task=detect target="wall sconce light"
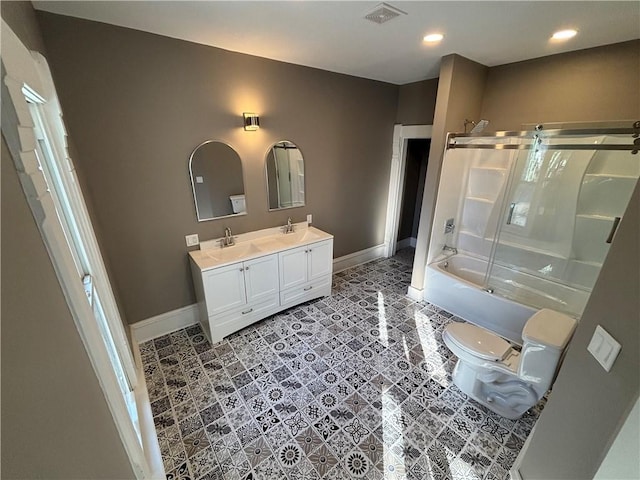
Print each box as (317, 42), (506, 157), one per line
(243, 113), (260, 131)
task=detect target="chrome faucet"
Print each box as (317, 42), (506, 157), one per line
(220, 227), (235, 247)
(443, 244), (458, 255)
(283, 217), (294, 234)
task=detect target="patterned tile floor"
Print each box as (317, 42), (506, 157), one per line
(140, 249), (543, 480)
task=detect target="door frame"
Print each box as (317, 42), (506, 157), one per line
(383, 124), (433, 257)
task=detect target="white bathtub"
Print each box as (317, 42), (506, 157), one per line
(424, 254), (585, 343)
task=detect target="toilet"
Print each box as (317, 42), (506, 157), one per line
(229, 194), (246, 214)
(443, 309), (577, 419)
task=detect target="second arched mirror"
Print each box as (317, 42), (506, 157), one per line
(265, 140), (306, 211)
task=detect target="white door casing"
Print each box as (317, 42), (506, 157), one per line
(383, 124), (433, 258)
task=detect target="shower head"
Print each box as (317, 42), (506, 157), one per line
(470, 119), (489, 134)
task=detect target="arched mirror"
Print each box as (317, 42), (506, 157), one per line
(189, 141), (246, 221)
(265, 140), (306, 211)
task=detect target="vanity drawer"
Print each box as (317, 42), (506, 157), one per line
(280, 275), (331, 309)
(208, 293), (280, 343)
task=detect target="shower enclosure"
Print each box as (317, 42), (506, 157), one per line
(425, 122), (639, 341)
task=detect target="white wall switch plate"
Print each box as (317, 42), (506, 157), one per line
(587, 325), (621, 372)
(185, 234), (199, 247)
(307, 214), (312, 225)
(196, 176), (204, 184)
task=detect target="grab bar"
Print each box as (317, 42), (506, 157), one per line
(606, 217), (622, 244)
(506, 203), (516, 225)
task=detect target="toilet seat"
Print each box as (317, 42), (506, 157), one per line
(444, 322), (512, 361)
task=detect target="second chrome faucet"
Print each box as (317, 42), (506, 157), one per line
(283, 217), (295, 234)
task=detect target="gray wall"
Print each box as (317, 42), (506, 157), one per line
(396, 77), (439, 125)
(519, 182), (639, 479)
(1, 5), (135, 478)
(481, 40), (640, 131)
(411, 54), (488, 292)
(37, 11), (399, 324)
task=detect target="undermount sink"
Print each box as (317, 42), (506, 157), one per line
(204, 243), (262, 262)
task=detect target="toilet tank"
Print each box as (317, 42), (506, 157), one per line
(229, 194), (246, 214)
(518, 309), (578, 391)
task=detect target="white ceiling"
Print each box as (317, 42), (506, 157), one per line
(33, 1), (640, 85)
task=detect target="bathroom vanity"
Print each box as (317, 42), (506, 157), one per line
(189, 225), (333, 343)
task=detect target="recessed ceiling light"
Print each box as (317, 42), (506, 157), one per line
(423, 33), (444, 43)
(552, 29), (578, 40)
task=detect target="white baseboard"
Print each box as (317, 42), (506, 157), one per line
(130, 304), (199, 344)
(407, 285), (424, 301)
(396, 237), (417, 250)
(333, 243), (386, 273)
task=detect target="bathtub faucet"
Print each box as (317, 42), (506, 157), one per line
(443, 244), (458, 255)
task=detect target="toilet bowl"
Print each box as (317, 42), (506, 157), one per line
(229, 194), (246, 214)
(443, 308), (577, 419)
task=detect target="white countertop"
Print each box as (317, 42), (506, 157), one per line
(189, 225), (333, 272)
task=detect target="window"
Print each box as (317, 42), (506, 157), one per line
(2, 22), (151, 474)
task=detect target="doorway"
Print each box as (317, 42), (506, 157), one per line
(396, 138), (431, 255)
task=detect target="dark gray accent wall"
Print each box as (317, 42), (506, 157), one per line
(2, 5), (134, 477)
(37, 11), (399, 324)
(518, 183), (639, 479)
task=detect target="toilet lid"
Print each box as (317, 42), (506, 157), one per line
(445, 323), (512, 361)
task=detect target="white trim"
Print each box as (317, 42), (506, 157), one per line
(30, 50), (138, 387)
(131, 304), (199, 343)
(396, 237), (417, 250)
(2, 20), (150, 478)
(509, 423), (536, 479)
(131, 343), (166, 479)
(333, 243), (387, 273)
(407, 285), (424, 301)
(383, 124), (433, 258)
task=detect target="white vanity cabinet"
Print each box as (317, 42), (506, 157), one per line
(279, 240), (333, 308)
(189, 226), (334, 344)
(193, 254), (280, 343)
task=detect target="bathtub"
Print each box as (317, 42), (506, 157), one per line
(424, 254), (586, 343)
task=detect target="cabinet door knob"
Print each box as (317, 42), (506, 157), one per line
(239, 267), (244, 271)
(245, 266), (249, 270)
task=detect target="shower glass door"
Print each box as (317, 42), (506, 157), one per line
(485, 132), (640, 318)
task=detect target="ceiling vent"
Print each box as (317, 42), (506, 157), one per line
(364, 2), (407, 25)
